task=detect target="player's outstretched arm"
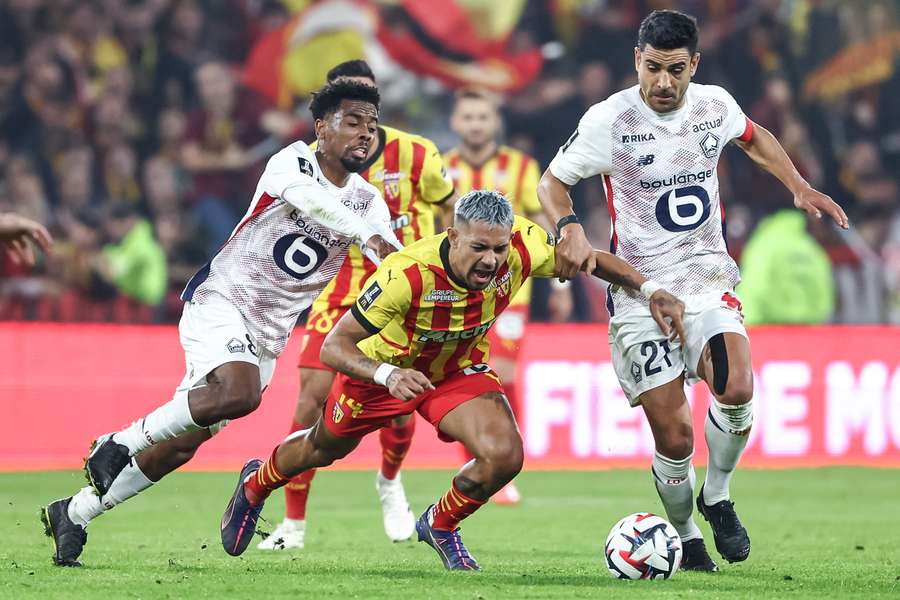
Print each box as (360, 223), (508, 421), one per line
(0, 212), (53, 266)
(537, 170), (596, 281)
(587, 250), (686, 343)
(735, 122), (848, 229)
(321, 311), (434, 401)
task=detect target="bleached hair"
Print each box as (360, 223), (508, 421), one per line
(454, 189), (514, 228)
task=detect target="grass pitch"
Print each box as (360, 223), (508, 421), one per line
(2, 468), (898, 599)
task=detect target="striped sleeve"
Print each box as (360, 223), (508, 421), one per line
(352, 256), (413, 334)
(514, 216), (556, 278)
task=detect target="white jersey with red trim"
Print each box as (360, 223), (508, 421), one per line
(549, 83), (753, 316)
(182, 140), (389, 356)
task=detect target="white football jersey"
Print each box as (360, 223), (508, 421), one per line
(182, 141), (391, 356)
(549, 83), (753, 315)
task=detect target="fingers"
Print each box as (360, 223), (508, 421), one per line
(28, 224), (54, 253)
(827, 201), (849, 229)
(581, 252), (599, 275)
(669, 311), (687, 345)
(649, 302), (672, 337)
(9, 238), (34, 266)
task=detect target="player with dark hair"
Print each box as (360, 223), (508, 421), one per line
(442, 88), (571, 505)
(259, 60), (456, 551)
(539, 9), (848, 571)
(220, 189), (688, 567)
(40, 79), (401, 567)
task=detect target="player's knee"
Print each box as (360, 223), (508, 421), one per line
(656, 423), (693, 460)
(718, 373), (753, 406)
(218, 379), (262, 418)
(477, 431), (524, 482)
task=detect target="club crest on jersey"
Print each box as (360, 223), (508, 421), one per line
(425, 289), (462, 303)
(226, 337), (246, 354)
(486, 270), (512, 295)
(700, 131), (720, 158)
(358, 282), (383, 311)
(621, 133), (656, 143)
(631, 361), (642, 383)
(417, 320), (494, 343)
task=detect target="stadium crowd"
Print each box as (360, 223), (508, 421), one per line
(1, 0), (898, 324)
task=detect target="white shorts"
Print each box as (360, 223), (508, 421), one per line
(609, 291), (747, 406)
(177, 299), (277, 434)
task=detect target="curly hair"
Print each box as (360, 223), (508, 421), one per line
(308, 80), (380, 120)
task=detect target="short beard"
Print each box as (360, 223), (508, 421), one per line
(340, 156), (366, 173)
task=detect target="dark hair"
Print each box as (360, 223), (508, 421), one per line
(326, 60), (376, 84)
(308, 80), (380, 120)
(637, 10), (699, 55)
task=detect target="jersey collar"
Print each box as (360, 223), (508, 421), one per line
(440, 237), (470, 290)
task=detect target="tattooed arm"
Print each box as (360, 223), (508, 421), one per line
(321, 311), (434, 401)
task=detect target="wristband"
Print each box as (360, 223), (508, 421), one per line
(640, 280), (662, 298)
(555, 214), (580, 238)
(373, 363), (398, 386)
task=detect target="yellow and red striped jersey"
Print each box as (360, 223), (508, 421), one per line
(443, 144), (541, 306)
(351, 216), (556, 383)
(443, 145), (541, 217)
(310, 126), (454, 311)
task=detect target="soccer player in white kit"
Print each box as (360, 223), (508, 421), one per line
(41, 80), (402, 567)
(538, 10), (849, 571)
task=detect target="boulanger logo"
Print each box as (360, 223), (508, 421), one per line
(639, 169), (714, 189)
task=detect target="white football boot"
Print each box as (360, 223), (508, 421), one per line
(376, 472), (415, 542)
(256, 518), (305, 550)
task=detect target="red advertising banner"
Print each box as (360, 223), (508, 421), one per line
(1, 323), (898, 471)
(518, 324), (900, 468)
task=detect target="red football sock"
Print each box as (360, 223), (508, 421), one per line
(430, 480), (486, 531)
(379, 418), (416, 480)
(284, 418), (316, 520)
(244, 445), (290, 506)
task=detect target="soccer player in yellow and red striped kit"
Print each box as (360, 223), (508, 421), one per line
(259, 60), (455, 550)
(221, 190), (687, 569)
(443, 89), (571, 504)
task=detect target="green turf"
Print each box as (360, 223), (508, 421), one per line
(1, 468), (898, 599)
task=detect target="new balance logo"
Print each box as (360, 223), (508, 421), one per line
(637, 155), (655, 166)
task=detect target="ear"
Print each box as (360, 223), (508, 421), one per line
(446, 226), (459, 246)
(314, 118), (326, 144)
(690, 52), (701, 77)
(634, 47), (641, 73)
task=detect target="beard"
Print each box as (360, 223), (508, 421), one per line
(340, 155), (366, 173)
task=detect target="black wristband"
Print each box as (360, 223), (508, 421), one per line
(555, 214), (580, 238)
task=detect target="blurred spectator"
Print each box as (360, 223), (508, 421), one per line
(0, 0), (896, 324)
(738, 210), (835, 325)
(181, 60), (267, 252)
(100, 204), (167, 307)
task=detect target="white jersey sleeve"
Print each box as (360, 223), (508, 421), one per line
(266, 143), (379, 245)
(548, 101), (615, 185)
(710, 85), (753, 143)
(359, 180), (403, 264)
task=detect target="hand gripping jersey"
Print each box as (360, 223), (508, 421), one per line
(549, 83), (753, 316)
(182, 140), (392, 356)
(443, 145), (542, 308)
(310, 126), (454, 312)
(351, 216), (556, 383)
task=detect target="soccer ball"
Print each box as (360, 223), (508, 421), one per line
(604, 512), (682, 580)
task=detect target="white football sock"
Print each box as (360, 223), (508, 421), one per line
(100, 458), (154, 510)
(652, 452), (702, 542)
(67, 487), (104, 528)
(703, 400), (753, 505)
(66, 460), (155, 528)
(113, 388), (200, 455)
